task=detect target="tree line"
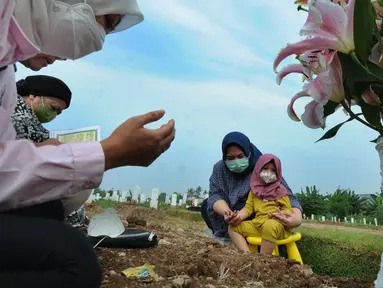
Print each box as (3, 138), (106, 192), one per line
(296, 186), (383, 223)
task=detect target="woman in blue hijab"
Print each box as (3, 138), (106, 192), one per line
(201, 131), (302, 239)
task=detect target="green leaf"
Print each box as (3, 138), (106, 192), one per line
(360, 101), (383, 129)
(353, 0), (376, 64)
(323, 100), (340, 117)
(315, 115), (361, 143)
(370, 136), (380, 143)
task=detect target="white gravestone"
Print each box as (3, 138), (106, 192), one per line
(151, 188), (159, 209)
(171, 194), (177, 206)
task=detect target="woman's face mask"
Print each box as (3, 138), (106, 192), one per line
(33, 98), (57, 123)
(41, 1), (106, 60)
(225, 157), (249, 173)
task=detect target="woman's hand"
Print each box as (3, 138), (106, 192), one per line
(269, 208), (302, 229)
(224, 209), (236, 223)
(225, 209), (247, 227)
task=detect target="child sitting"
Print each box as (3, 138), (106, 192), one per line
(228, 154), (292, 254)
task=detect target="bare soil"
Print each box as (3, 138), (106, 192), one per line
(85, 203), (374, 288)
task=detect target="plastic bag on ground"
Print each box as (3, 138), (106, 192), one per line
(87, 208), (124, 238)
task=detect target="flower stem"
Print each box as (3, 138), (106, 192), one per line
(350, 51), (370, 74)
(297, 5), (309, 12)
(341, 100), (382, 134)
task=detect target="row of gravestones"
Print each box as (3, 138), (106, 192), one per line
(88, 185), (209, 209)
(303, 214), (379, 226)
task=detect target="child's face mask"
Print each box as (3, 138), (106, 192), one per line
(259, 171), (277, 184)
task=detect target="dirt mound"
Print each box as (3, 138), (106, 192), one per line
(86, 204), (373, 287)
(98, 230), (372, 288)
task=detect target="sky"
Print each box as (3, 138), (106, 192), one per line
(15, 0), (382, 196)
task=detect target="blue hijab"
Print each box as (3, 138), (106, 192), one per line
(221, 131), (261, 175)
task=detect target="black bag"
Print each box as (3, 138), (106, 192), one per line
(88, 228), (158, 249)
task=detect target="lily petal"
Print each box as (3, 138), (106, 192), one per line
(370, 42), (383, 68)
(328, 53), (345, 102)
(301, 0), (351, 47)
(344, 0), (355, 45)
(276, 64), (303, 85)
(362, 85), (382, 105)
(303, 70), (332, 103)
(274, 37), (347, 72)
(287, 91), (310, 122)
(317, 50), (337, 72)
(301, 100), (326, 129)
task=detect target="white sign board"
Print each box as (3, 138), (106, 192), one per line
(50, 126), (101, 205)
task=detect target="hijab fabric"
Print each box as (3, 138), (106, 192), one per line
(221, 131), (259, 174)
(13, 0), (144, 56)
(17, 75), (72, 108)
(250, 154), (288, 201)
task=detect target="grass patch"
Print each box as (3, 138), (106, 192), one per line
(95, 200), (119, 209)
(296, 227), (383, 251)
(162, 208), (204, 222)
(296, 227), (382, 280)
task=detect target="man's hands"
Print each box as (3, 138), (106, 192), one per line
(101, 110), (176, 171)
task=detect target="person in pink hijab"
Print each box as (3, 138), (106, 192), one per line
(228, 154), (293, 254)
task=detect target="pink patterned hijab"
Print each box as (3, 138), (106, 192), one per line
(250, 154), (288, 201)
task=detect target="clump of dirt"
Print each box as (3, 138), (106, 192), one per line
(86, 204), (374, 288)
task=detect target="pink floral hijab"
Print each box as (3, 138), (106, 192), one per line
(250, 154), (288, 201)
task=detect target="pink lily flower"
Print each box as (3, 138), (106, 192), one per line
(287, 91), (326, 128)
(286, 53), (345, 128)
(362, 86), (382, 105)
(277, 50), (336, 85)
(274, 0), (355, 72)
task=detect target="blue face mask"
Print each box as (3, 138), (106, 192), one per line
(225, 157), (249, 173)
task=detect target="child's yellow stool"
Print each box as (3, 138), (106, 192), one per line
(246, 232), (303, 264)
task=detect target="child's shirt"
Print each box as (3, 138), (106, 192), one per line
(243, 190), (293, 228)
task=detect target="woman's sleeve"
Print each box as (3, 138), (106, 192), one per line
(206, 164), (228, 212)
(288, 193), (303, 213)
(280, 176), (302, 211)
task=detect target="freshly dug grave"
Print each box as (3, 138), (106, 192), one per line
(86, 203), (374, 288)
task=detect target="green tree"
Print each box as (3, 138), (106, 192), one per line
(327, 189), (352, 218)
(296, 186), (329, 216)
(195, 186), (203, 197)
(327, 188), (367, 218)
(158, 193), (167, 203)
(186, 188), (195, 198)
(365, 189), (383, 222)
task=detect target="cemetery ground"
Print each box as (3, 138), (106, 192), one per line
(86, 201), (382, 288)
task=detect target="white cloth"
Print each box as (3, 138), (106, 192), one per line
(13, 0), (144, 52)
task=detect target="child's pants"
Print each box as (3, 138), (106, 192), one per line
(230, 219), (290, 243)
